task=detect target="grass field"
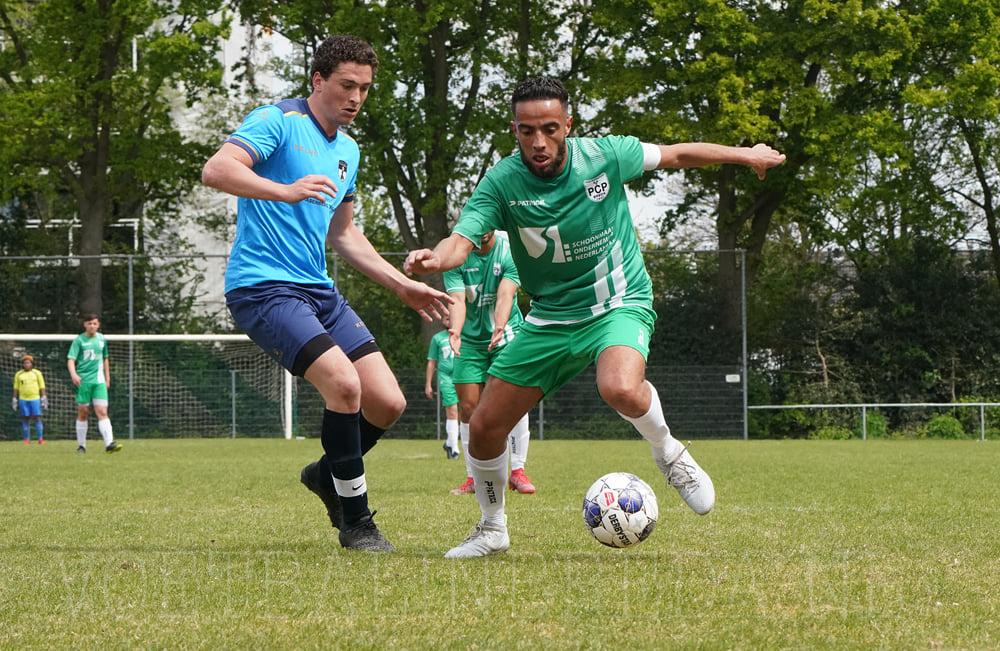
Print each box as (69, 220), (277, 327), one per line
(1, 438), (998, 650)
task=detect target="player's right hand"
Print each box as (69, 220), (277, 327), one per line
(11, 398), (17, 411)
(448, 330), (462, 357)
(286, 174), (339, 204)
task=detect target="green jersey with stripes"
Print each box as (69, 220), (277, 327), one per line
(427, 329), (455, 378)
(453, 136), (652, 326)
(443, 232), (524, 347)
(67, 333), (108, 384)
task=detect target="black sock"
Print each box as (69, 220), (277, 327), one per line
(360, 415), (386, 455)
(321, 409), (370, 526)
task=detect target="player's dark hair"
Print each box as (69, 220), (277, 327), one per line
(82, 313), (99, 322)
(310, 34), (379, 80)
(511, 77), (570, 116)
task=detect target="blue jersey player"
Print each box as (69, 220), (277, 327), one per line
(203, 35), (450, 552)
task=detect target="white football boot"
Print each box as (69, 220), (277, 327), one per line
(656, 442), (715, 515)
(444, 521), (510, 558)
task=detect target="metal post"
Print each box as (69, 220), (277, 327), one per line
(436, 383), (442, 440)
(231, 370), (237, 439)
(537, 400), (544, 440)
(740, 249), (748, 441)
(128, 256), (135, 440)
(861, 405), (867, 440)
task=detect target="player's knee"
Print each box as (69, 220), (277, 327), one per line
(598, 381), (643, 414)
(385, 391), (406, 423)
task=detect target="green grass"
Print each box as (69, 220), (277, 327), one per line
(2, 438), (998, 650)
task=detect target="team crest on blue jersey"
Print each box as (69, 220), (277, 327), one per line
(584, 173), (610, 202)
(338, 160), (348, 181)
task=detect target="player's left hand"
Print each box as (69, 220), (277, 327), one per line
(748, 143), (786, 180)
(398, 279), (453, 322)
(41, 396), (48, 410)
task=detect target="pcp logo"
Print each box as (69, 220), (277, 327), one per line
(584, 173), (610, 202)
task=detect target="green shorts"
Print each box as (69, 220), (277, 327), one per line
(438, 376), (458, 407)
(76, 382), (109, 405)
(452, 340), (504, 385)
(488, 305), (655, 396)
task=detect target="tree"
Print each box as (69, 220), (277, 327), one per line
(0, 0), (230, 317)
(574, 0), (999, 336)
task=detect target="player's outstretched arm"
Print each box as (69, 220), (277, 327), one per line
(327, 202), (451, 322)
(655, 142), (785, 179)
(405, 233), (476, 276)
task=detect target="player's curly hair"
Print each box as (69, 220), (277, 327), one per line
(310, 34), (379, 80)
(511, 77), (569, 116)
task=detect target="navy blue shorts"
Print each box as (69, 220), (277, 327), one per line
(226, 282), (378, 376)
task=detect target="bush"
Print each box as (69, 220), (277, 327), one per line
(854, 410), (888, 439)
(810, 426), (853, 440)
(925, 414), (968, 439)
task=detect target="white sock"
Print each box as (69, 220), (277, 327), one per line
(76, 420), (87, 448)
(445, 418), (459, 452)
(460, 422), (472, 477)
(469, 449), (507, 528)
(507, 413), (530, 472)
(618, 381), (683, 458)
(97, 419), (114, 446)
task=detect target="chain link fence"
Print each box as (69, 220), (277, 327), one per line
(1, 251), (748, 441)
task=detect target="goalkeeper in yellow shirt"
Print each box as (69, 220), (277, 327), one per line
(13, 354), (47, 444)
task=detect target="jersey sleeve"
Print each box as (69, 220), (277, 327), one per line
(36, 370), (45, 389)
(500, 245), (521, 288)
(442, 266), (465, 295)
(606, 135), (646, 184)
(454, 174), (504, 243)
(67, 338), (80, 360)
(226, 105), (283, 165)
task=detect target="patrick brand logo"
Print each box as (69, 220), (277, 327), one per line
(584, 173), (610, 202)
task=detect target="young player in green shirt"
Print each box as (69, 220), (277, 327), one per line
(67, 313), (123, 453)
(406, 77), (785, 558)
(444, 230), (534, 496)
(426, 319), (460, 459)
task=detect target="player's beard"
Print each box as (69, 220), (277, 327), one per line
(519, 138), (568, 178)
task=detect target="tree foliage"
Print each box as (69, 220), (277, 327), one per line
(0, 0), (230, 317)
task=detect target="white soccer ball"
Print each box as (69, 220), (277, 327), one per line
(582, 472), (658, 548)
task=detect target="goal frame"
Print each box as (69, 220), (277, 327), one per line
(0, 333), (294, 439)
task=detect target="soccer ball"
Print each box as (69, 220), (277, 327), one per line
(582, 472), (658, 548)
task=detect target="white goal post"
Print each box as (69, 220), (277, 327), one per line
(1, 334), (294, 440)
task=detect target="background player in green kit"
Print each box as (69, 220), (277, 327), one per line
(444, 230), (534, 496)
(425, 317), (460, 459)
(406, 77), (785, 558)
(67, 314), (123, 454)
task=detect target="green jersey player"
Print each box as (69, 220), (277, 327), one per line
(444, 231), (534, 496)
(426, 321), (460, 459)
(406, 77), (785, 558)
(67, 313), (122, 453)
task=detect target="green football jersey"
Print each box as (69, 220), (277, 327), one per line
(67, 332), (108, 384)
(443, 232), (524, 347)
(427, 329), (455, 378)
(453, 135), (653, 326)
